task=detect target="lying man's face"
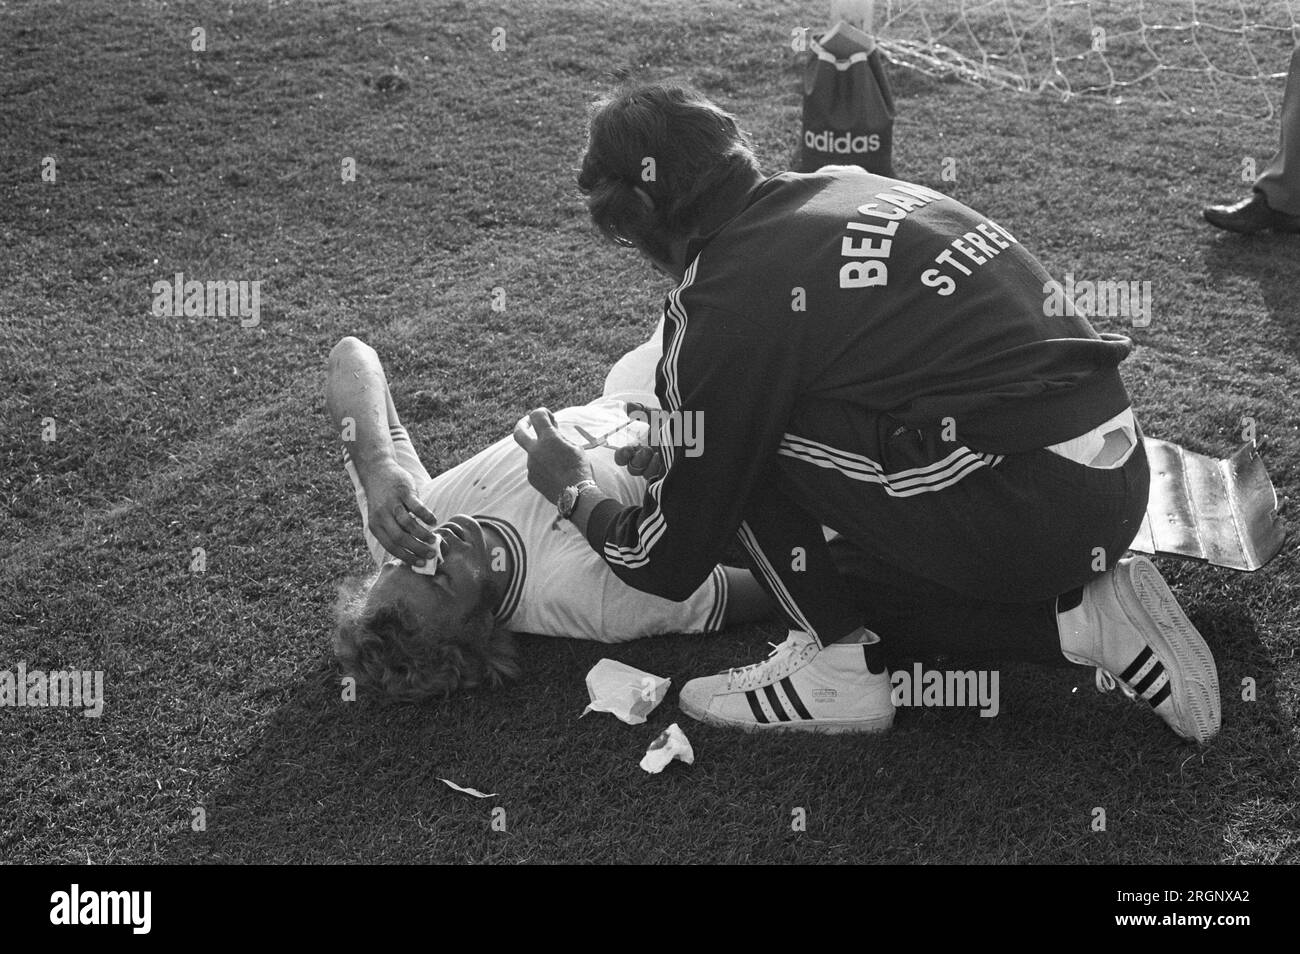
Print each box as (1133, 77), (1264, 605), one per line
(366, 514), (491, 634)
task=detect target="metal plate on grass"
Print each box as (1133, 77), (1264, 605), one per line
(1130, 439), (1286, 571)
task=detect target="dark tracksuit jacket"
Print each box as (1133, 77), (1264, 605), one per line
(584, 166), (1134, 642)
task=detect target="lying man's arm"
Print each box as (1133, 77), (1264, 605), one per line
(325, 336), (441, 566)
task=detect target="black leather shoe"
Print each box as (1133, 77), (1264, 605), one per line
(1203, 193), (1300, 234)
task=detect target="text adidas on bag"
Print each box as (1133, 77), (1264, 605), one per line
(805, 130), (882, 154)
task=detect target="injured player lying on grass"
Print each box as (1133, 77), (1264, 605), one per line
(323, 335), (774, 700)
(327, 332), (1220, 747)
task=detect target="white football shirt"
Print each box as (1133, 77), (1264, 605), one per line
(416, 396), (728, 642)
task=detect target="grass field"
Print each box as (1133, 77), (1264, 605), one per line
(1, 0), (1298, 864)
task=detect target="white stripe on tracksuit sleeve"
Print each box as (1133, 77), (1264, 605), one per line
(583, 290), (864, 644)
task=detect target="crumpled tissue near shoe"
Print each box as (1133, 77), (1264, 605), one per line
(581, 658), (669, 725)
(639, 723), (694, 774)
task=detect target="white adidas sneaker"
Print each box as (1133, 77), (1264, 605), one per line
(1058, 555), (1220, 743)
(677, 630), (895, 733)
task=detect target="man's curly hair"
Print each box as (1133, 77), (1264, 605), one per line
(577, 81), (760, 249)
(332, 570), (520, 702)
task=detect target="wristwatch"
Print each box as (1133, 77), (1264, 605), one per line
(557, 479), (599, 519)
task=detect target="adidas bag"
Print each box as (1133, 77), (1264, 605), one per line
(797, 39), (896, 176)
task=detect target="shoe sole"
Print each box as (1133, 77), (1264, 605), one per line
(678, 695), (894, 735)
(1121, 557), (1221, 743)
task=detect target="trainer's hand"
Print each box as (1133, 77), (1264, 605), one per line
(617, 401), (666, 480)
(513, 407), (595, 503)
(613, 442), (665, 481)
(365, 460), (441, 565)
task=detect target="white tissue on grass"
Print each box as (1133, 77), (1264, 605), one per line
(639, 723), (694, 774)
(438, 778), (497, 798)
(581, 658), (669, 725)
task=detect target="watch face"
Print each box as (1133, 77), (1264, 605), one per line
(558, 487), (577, 517)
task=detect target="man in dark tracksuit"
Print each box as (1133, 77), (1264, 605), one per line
(515, 83), (1219, 742)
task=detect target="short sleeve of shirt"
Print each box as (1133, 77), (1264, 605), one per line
(597, 563), (729, 643)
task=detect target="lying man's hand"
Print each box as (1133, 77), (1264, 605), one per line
(513, 407), (595, 503)
(613, 442), (665, 481)
(365, 461), (442, 565)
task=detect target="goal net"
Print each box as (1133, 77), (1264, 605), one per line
(865, 0), (1299, 118)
